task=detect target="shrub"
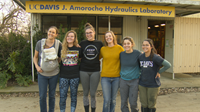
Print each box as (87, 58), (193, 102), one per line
(0, 33), (33, 87)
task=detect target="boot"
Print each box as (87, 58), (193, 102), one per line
(141, 107), (149, 112)
(149, 108), (156, 112)
(84, 105), (89, 112)
(91, 107), (96, 112)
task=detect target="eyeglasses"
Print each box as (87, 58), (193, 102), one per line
(86, 32), (93, 35)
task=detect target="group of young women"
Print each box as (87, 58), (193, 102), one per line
(33, 23), (171, 112)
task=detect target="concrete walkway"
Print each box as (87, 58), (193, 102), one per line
(0, 72), (200, 93)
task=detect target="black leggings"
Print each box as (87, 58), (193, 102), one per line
(80, 71), (100, 108)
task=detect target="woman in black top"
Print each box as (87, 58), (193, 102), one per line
(59, 30), (81, 112)
(79, 23), (103, 112)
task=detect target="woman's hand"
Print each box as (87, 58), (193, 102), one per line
(36, 66), (43, 73)
(155, 73), (160, 78)
(76, 44), (81, 48)
(33, 50), (43, 73)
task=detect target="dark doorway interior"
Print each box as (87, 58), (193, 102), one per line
(148, 20), (166, 58)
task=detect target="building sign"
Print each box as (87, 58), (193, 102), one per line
(26, 1), (175, 17)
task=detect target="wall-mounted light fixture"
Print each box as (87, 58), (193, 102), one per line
(161, 24), (166, 26)
(154, 25), (159, 27)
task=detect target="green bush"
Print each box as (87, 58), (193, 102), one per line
(0, 70), (11, 88)
(0, 33), (33, 88)
(0, 19), (87, 88)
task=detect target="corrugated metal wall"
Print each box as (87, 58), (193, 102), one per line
(185, 13), (200, 18)
(174, 17), (200, 73)
(123, 16), (141, 50)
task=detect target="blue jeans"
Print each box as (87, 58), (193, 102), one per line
(38, 73), (58, 112)
(59, 78), (80, 112)
(101, 77), (120, 112)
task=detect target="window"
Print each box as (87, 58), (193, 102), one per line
(42, 15), (123, 44)
(42, 16), (55, 33)
(42, 15), (68, 33)
(98, 16), (108, 43)
(98, 16), (123, 44)
(111, 17), (123, 44)
(71, 16), (96, 30)
(55, 16), (68, 33)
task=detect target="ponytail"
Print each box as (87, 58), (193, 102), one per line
(84, 23), (95, 33)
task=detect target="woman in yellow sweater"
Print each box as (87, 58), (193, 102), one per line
(100, 31), (124, 112)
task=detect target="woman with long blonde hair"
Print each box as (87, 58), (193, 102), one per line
(59, 30), (81, 112)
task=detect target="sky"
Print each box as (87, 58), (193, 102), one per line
(0, 0), (31, 33)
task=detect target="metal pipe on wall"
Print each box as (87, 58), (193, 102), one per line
(31, 13), (34, 82)
(108, 16), (110, 31)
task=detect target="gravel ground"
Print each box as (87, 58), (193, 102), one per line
(1, 87), (200, 99)
(0, 88), (200, 112)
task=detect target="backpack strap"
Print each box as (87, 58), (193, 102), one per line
(40, 39), (46, 67)
(54, 39), (60, 55)
(41, 39), (46, 52)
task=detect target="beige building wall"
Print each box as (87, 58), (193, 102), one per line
(174, 17), (200, 73)
(123, 16), (141, 50)
(164, 21), (174, 73)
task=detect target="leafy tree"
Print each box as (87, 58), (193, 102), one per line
(75, 17), (88, 42)
(0, 0), (30, 36)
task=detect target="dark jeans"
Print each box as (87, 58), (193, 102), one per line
(120, 78), (139, 112)
(38, 73), (58, 112)
(59, 77), (80, 112)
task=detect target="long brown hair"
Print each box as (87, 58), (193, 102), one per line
(143, 38), (157, 61)
(61, 30), (78, 60)
(104, 31), (118, 46)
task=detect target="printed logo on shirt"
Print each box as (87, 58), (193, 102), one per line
(63, 50), (79, 66)
(140, 61), (153, 68)
(84, 45), (98, 60)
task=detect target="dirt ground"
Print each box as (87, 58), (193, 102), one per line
(0, 92), (200, 112)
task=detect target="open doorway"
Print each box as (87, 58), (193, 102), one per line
(148, 20), (166, 58)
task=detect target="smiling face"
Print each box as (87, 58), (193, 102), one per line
(142, 41), (152, 53)
(123, 39), (133, 51)
(85, 29), (95, 41)
(66, 32), (75, 44)
(47, 28), (58, 40)
(105, 32), (114, 45)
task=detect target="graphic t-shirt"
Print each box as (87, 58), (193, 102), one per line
(138, 54), (164, 87)
(79, 40), (103, 72)
(60, 46), (81, 79)
(62, 50), (79, 66)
